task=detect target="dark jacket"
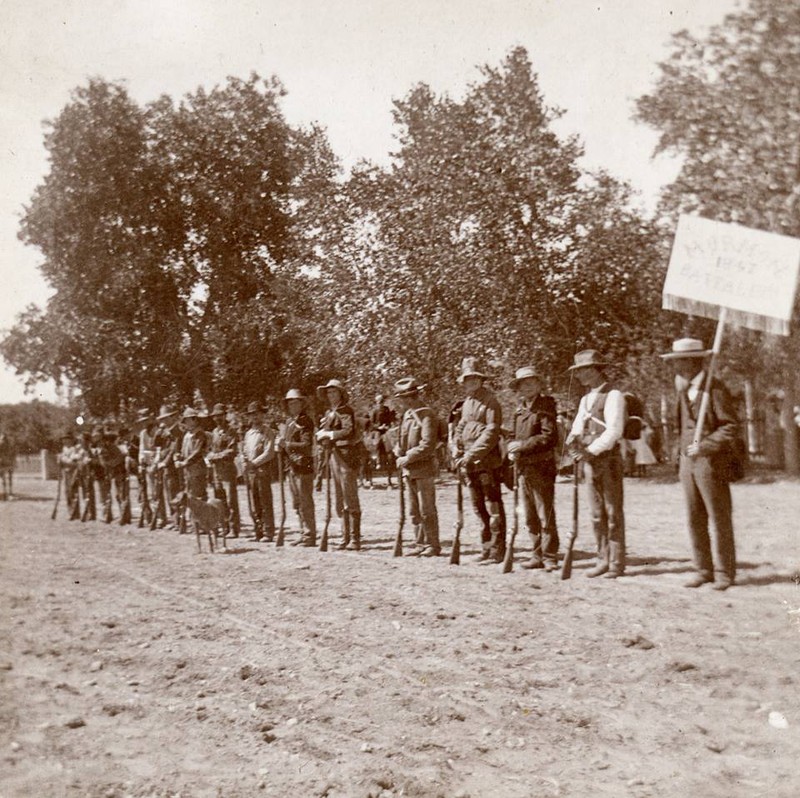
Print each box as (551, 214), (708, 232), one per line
(282, 412), (315, 475)
(398, 406), (438, 479)
(320, 403), (361, 468)
(455, 386), (503, 471)
(512, 394), (558, 473)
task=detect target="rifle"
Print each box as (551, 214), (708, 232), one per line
(449, 470), (464, 565)
(560, 461), (580, 580)
(138, 467), (150, 528)
(275, 450), (286, 547)
(319, 448), (332, 552)
(51, 467), (62, 520)
(177, 465), (187, 537)
(393, 467), (404, 557)
(502, 460), (519, 574)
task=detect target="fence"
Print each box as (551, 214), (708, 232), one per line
(13, 450), (58, 480)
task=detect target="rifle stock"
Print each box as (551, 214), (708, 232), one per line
(276, 450), (286, 547)
(393, 468), (404, 557)
(560, 461), (579, 580)
(320, 449), (331, 552)
(449, 472), (464, 565)
(51, 468), (62, 520)
(502, 461), (519, 574)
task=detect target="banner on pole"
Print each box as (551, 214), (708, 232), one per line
(663, 215), (800, 335)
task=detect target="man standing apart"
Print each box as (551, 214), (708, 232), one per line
(662, 338), (739, 591)
(316, 379), (362, 550)
(507, 366), (560, 571)
(454, 357), (506, 564)
(242, 401), (276, 542)
(565, 350), (626, 578)
(208, 404), (241, 538)
(277, 389), (317, 547)
(394, 377), (441, 557)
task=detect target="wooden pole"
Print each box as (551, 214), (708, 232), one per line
(692, 307), (728, 446)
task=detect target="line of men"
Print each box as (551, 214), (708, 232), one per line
(55, 337), (740, 590)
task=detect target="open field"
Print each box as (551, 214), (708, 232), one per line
(1, 472), (799, 798)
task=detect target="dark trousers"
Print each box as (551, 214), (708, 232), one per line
(213, 469), (241, 536)
(584, 450), (625, 573)
(679, 454), (736, 582)
(248, 468), (274, 538)
(289, 470), (316, 541)
(467, 468), (506, 560)
(519, 467), (559, 564)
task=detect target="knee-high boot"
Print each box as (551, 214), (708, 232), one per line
(337, 511), (351, 550)
(351, 511), (362, 551)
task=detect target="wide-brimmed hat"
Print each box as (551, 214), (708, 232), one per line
(660, 338), (713, 360)
(284, 389), (306, 403)
(246, 400), (266, 415)
(157, 405), (178, 422)
(317, 379), (349, 403)
(210, 403), (226, 417)
(393, 376), (426, 398)
(457, 357), (488, 383)
(509, 366), (542, 390)
(181, 407), (199, 420)
(567, 350), (609, 372)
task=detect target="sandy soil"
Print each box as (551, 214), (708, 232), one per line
(1, 471), (799, 798)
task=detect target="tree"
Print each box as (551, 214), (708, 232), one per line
(305, 47), (665, 410)
(635, 0), (800, 472)
(3, 75), (338, 414)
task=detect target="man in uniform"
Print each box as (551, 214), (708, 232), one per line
(0, 429), (16, 501)
(366, 393), (396, 488)
(175, 408), (208, 499)
(507, 366), (560, 571)
(57, 431), (81, 519)
(136, 410), (157, 526)
(662, 338), (739, 591)
(97, 426), (126, 524)
(565, 349), (627, 578)
(277, 389), (317, 546)
(453, 357), (506, 564)
(316, 379), (362, 550)
(242, 401), (276, 542)
(394, 377), (441, 557)
(152, 407), (179, 529)
(207, 403), (241, 538)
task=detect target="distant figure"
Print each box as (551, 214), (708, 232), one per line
(0, 431), (15, 500)
(632, 423), (658, 477)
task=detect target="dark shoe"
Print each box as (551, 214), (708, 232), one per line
(683, 575), (713, 588)
(521, 560), (545, 570)
(586, 564), (609, 578)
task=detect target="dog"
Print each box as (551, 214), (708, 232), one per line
(171, 491), (228, 553)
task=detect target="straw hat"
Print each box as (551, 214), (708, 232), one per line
(660, 338), (712, 360)
(567, 350), (610, 371)
(457, 357), (488, 383)
(316, 379), (349, 403)
(509, 366), (542, 389)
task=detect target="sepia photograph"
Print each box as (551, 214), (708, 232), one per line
(1, 1), (799, 796)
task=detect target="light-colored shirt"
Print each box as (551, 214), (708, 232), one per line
(687, 370), (705, 403)
(243, 426), (275, 467)
(568, 383), (626, 455)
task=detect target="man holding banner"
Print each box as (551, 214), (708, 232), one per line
(662, 339), (739, 591)
(662, 214), (800, 590)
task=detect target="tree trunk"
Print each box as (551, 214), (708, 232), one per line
(782, 386), (799, 476)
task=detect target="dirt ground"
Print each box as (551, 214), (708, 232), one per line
(1, 470), (799, 798)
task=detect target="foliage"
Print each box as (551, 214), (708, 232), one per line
(635, 0), (800, 468)
(0, 402), (75, 453)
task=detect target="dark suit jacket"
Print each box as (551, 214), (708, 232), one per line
(512, 394), (558, 473)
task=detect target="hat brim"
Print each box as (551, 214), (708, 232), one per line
(567, 362), (609, 371)
(660, 350), (712, 360)
(156, 412), (178, 422)
(317, 385), (348, 402)
(509, 375), (541, 389)
(457, 372), (487, 383)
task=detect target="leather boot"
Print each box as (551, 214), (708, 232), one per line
(337, 511), (351, 550)
(350, 512), (362, 551)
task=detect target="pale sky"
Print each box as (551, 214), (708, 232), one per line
(0, 0), (741, 404)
